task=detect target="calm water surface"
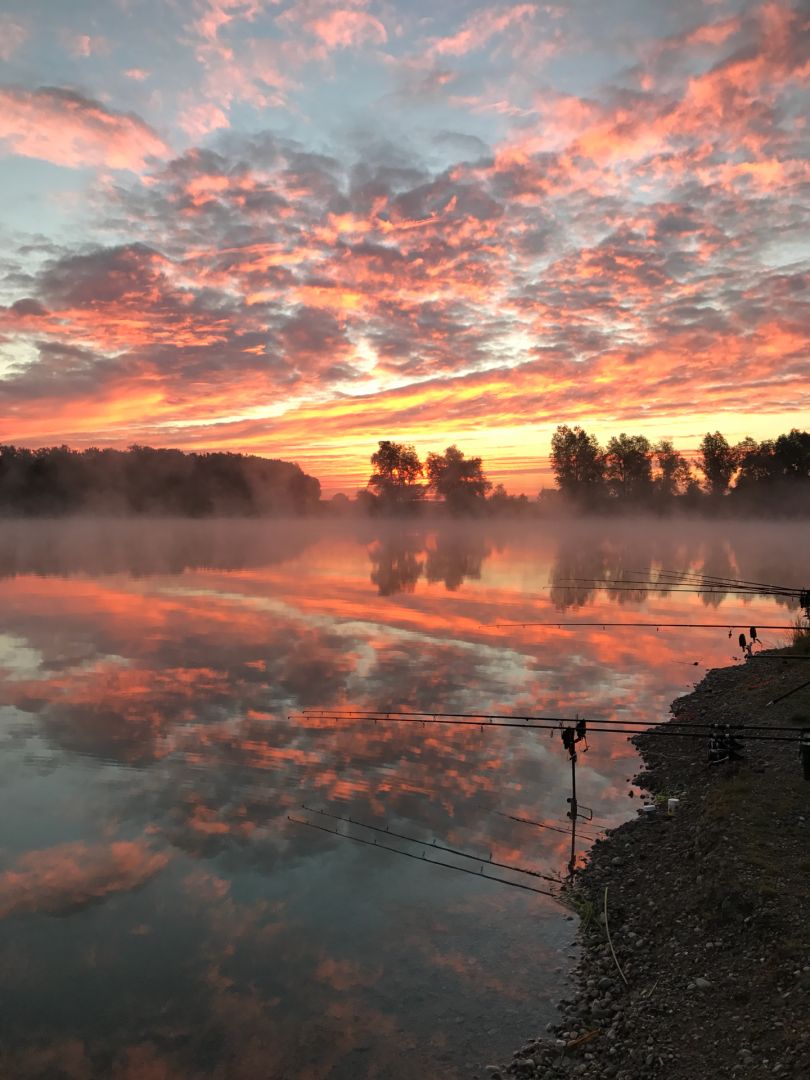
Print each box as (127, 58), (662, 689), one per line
(0, 518), (804, 1079)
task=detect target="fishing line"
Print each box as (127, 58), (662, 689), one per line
(299, 804), (563, 884)
(494, 810), (601, 843)
(340, 777), (610, 834)
(297, 708), (801, 735)
(295, 712), (800, 743)
(287, 815), (565, 901)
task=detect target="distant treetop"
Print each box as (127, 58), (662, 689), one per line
(0, 444), (321, 516)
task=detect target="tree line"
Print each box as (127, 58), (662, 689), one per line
(357, 441), (533, 515)
(359, 428), (810, 515)
(549, 426), (810, 510)
(0, 445), (321, 516)
(1, 429), (806, 518)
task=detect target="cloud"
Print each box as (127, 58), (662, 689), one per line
(193, 0), (266, 43)
(68, 34), (109, 58)
(0, 86), (169, 170)
(308, 10), (388, 50)
(0, 839), (170, 918)
(0, 15), (27, 60)
(429, 4), (537, 57)
(0, 5), (808, 489)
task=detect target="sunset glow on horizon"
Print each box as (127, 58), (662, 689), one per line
(1, 1), (808, 495)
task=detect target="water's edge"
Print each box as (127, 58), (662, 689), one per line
(484, 651), (810, 1080)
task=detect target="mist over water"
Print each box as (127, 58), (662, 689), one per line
(0, 517), (804, 1078)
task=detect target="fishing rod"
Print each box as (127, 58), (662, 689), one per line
(287, 815), (565, 901)
(299, 712), (801, 743)
(624, 568), (800, 594)
(550, 568), (810, 619)
(560, 572), (790, 590)
(299, 804), (563, 884)
(586, 567), (801, 593)
(375, 779), (613, 832)
(297, 711), (799, 744)
(752, 654), (810, 661)
(491, 621), (798, 630)
(767, 678), (810, 707)
(553, 579), (795, 597)
(299, 708), (801, 736)
(494, 810), (602, 844)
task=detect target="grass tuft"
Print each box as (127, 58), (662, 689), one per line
(788, 616), (810, 653)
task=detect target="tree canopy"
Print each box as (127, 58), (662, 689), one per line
(604, 434), (653, 501)
(653, 440), (693, 498)
(0, 445), (320, 516)
(367, 440), (426, 511)
(550, 425), (606, 500)
(698, 432), (738, 496)
(425, 445), (491, 514)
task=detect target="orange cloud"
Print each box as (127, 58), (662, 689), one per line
(0, 840), (170, 919)
(0, 86), (169, 169)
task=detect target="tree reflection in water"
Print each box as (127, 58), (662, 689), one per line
(367, 528), (492, 595)
(368, 533), (424, 595)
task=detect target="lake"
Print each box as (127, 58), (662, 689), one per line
(0, 517), (804, 1078)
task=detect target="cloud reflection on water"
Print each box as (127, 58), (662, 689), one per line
(0, 517), (804, 1077)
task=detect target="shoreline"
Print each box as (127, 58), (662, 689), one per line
(483, 651), (809, 1080)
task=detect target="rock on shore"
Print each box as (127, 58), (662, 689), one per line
(482, 653), (810, 1080)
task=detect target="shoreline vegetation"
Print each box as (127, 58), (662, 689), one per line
(1, 425), (809, 517)
(485, 650), (810, 1080)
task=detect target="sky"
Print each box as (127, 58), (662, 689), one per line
(0, 1), (808, 495)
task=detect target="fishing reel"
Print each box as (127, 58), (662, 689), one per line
(560, 717), (588, 759)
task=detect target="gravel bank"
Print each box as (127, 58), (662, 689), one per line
(483, 651), (810, 1080)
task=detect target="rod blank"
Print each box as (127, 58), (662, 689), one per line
(296, 711), (801, 743)
(287, 815), (564, 901)
(300, 804), (562, 883)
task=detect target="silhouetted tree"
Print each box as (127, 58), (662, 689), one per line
(490, 483), (531, 515)
(425, 445), (491, 514)
(0, 444), (320, 516)
(698, 432), (738, 496)
(604, 434), (653, 501)
(653, 440), (693, 499)
(367, 440), (425, 512)
(773, 428), (810, 479)
(550, 425), (605, 502)
(734, 437), (775, 491)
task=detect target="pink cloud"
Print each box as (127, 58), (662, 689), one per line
(0, 15), (27, 60)
(70, 34), (109, 57)
(430, 4), (536, 57)
(683, 16), (742, 48)
(0, 86), (169, 170)
(194, 0), (265, 43)
(192, 35), (291, 114)
(0, 839), (170, 918)
(178, 101), (231, 138)
(308, 10), (388, 50)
